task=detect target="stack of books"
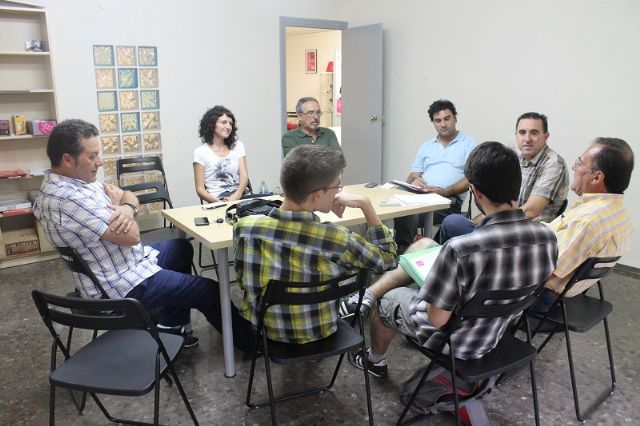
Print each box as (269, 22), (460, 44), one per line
(398, 245), (442, 287)
(0, 198), (32, 215)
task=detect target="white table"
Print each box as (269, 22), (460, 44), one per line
(162, 183), (450, 377)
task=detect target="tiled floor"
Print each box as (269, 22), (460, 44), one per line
(1, 255), (639, 425)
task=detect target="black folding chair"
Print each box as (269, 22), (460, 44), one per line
(397, 282), (545, 426)
(32, 290), (199, 426)
(245, 270), (374, 425)
(528, 256), (620, 422)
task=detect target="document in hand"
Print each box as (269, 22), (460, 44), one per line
(390, 179), (428, 193)
(398, 245), (442, 287)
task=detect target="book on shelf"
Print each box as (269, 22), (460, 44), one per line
(0, 199), (31, 212)
(398, 244), (442, 287)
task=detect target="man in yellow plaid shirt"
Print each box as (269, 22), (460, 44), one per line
(233, 145), (397, 344)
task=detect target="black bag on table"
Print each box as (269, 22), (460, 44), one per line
(225, 198), (282, 224)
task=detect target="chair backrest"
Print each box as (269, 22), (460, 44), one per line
(561, 256), (620, 296)
(56, 246), (109, 299)
(555, 198), (569, 218)
(446, 282), (546, 333)
(116, 156), (167, 189)
(120, 181), (173, 208)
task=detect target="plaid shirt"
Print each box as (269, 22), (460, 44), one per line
(234, 208), (397, 343)
(518, 145), (569, 222)
(33, 171), (161, 299)
(410, 209), (558, 359)
(546, 193), (633, 297)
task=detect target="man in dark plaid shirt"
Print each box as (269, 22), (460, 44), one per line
(350, 141), (558, 377)
(234, 145), (397, 344)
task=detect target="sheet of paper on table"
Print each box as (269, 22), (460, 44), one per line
(390, 193), (452, 206)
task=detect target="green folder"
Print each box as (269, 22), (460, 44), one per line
(398, 245), (442, 287)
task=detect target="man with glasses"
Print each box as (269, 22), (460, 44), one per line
(234, 144), (397, 345)
(437, 112), (569, 242)
(532, 138), (634, 311)
(282, 96), (341, 157)
(393, 99), (477, 253)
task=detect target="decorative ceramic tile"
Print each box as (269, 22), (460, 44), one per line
(98, 114), (119, 133)
(103, 177), (118, 187)
(138, 46), (157, 66)
(120, 112), (140, 133)
(142, 112), (160, 130)
(141, 90), (160, 110)
(97, 91), (118, 112)
(144, 173), (164, 183)
(140, 68), (158, 88)
(119, 90), (139, 110)
(102, 158), (117, 177)
(116, 46), (136, 66)
(101, 135), (120, 155)
(118, 68), (138, 89)
(95, 68), (116, 89)
(122, 134), (141, 153)
(93, 45), (114, 66)
(143, 133), (162, 151)
(122, 174), (145, 186)
(146, 202), (164, 213)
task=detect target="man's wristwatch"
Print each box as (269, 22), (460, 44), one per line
(122, 202), (138, 217)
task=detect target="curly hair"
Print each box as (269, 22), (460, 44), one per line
(428, 99), (457, 122)
(198, 105), (238, 149)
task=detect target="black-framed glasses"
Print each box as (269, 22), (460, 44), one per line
(301, 110), (322, 117)
(310, 183), (343, 194)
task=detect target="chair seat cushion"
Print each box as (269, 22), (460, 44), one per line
(267, 318), (363, 364)
(428, 334), (537, 382)
(50, 330), (183, 396)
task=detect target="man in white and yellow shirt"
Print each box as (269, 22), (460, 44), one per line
(535, 137), (634, 311)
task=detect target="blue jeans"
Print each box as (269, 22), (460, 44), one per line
(125, 239), (254, 352)
(436, 213), (477, 244)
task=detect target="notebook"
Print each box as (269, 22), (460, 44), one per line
(398, 245), (442, 287)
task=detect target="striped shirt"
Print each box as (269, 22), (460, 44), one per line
(33, 171), (161, 299)
(234, 208), (397, 344)
(410, 209), (558, 359)
(518, 145), (569, 222)
(545, 193), (633, 297)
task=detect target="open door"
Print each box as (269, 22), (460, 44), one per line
(341, 23), (383, 184)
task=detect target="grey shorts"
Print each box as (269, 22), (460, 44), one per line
(377, 286), (419, 339)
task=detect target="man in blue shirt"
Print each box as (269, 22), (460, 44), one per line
(394, 99), (477, 252)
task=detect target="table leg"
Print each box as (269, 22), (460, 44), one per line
(422, 211), (434, 239)
(215, 247), (236, 378)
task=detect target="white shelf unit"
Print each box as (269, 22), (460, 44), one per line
(0, 5), (58, 268)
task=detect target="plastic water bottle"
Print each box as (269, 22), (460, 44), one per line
(259, 180), (268, 194)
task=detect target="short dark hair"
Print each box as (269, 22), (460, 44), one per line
(295, 97), (319, 114)
(46, 119), (99, 167)
(198, 105), (238, 149)
(465, 141), (521, 204)
(281, 145), (346, 204)
(516, 112), (549, 133)
(591, 137), (634, 194)
(427, 99), (457, 121)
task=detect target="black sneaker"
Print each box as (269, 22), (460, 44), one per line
(339, 292), (373, 317)
(158, 325), (199, 348)
(348, 351), (387, 378)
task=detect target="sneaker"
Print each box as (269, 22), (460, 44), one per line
(348, 351), (387, 378)
(158, 325), (200, 348)
(338, 291), (373, 317)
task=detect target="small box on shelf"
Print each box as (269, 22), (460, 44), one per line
(12, 114), (27, 135)
(0, 227), (39, 258)
(27, 119), (56, 136)
(0, 120), (10, 136)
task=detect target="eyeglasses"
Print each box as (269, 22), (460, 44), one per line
(310, 183), (343, 194)
(301, 110), (323, 117)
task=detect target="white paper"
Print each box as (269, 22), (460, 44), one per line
(391, 193), (452, 206)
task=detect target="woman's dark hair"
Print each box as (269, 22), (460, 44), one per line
(47, 119), (99, 167)
(592, 137), (634, 194)
(198, 105), (238, 149)
(464, 141), (521, 204)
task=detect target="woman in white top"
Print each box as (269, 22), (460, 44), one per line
(193, 106), (250, 202)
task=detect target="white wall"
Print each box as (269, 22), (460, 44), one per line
(344, 0), (640, 268)
(36, 0), (346, 205)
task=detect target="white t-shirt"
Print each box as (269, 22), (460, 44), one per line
(193, 141), (246, 197)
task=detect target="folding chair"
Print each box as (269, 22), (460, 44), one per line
(245, 270), (374, 426)
(32, 290), (199, 426)
(528, 256), (620, 422)
(398, 282), (545, 426)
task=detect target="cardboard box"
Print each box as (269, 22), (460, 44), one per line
(0, 120), (10, 136)
(1, 228), (40, 257)
(36, 222), (54, 253)
(27, 119), (57, 136)
(12, 114), (27, 135)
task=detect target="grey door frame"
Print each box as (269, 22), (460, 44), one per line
(279, 17), (348, 137)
